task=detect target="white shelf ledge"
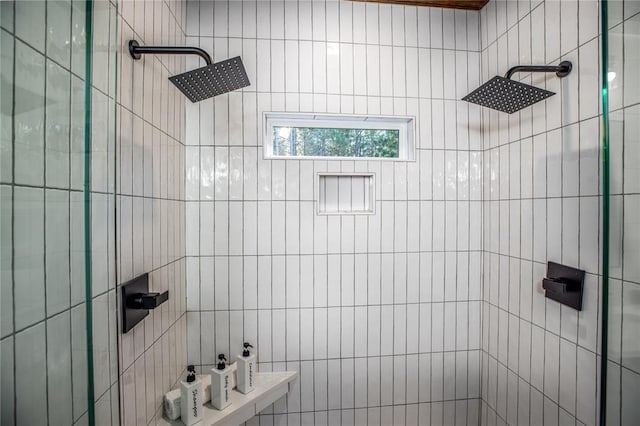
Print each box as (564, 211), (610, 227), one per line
(162, 371), (298, 426)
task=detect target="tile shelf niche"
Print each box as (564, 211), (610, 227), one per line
(161, 372), (298, 426)
(317, 173), (375, 215)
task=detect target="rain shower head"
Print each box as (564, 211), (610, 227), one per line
(128, 40), (250, 102)
(168, 57), (250, 103)
(462, 61), (572, 114)
(462, 76), (555, 114)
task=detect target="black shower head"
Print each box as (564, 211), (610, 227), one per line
(462, 76), (555, 114)
(462, 61), (572, 114)
(128, 40), (250, 103)
(169, 57), (250, 103)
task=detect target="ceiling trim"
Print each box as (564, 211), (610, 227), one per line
(347, 0), (489, 11)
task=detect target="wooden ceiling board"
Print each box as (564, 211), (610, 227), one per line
(347, 0), (489, 11)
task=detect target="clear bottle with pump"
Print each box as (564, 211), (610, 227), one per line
(236, 342), (256, 394)
(180, 365), (202, 425)
(210, 354), (232, 410)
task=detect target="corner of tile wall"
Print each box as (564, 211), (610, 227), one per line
(115, 1), (188, 424)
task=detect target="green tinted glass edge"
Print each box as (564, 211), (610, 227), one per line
(599, 1), (610, 425)
(111, 0), (120, 420)
(83, 0), (95, 424)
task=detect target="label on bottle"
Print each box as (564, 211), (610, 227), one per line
(224, 373), (229, 402)
(181, 382), (202, 425)
(191, 388), (200, 418)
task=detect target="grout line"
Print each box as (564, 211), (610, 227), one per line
(227, 0), (232, 363)
(438, 10), (446, 419)
(42, 1), (51, 421)
(67, 1), (78, 421)
(9, 0), (17, 422)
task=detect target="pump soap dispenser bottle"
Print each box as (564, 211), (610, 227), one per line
(236, 342), (256, 394)
(210, 354), (232, 410)
(180, 365), (202, 425)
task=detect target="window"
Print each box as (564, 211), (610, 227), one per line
(263, 113), (415, 160)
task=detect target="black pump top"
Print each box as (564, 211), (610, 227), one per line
(242, 342), (254, 357)
(217, 354), (227, 370)
(186, 365), (196, 383)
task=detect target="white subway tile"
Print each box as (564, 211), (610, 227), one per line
(560, 0), (578, 56)
(623, 15), (640, 107)
(430, 9), (443, 49)
(298, 309), (313, 360)
(621, 282), (640, 373)
(576, 347), (597, 425)
(579, 38), (600, 121)
(621, 367), (640, 425)
(15, 323), (47, 425)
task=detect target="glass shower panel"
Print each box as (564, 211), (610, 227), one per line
(0, 1), (119, 424)
(88, 0), (119, 422)
(606, 0), (640, 424)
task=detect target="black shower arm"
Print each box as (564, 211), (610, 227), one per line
(128, 40), (212, 65)
(504, 60), (572, 80)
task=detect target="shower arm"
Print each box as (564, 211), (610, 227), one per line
(128, 40), (212, 65)
(504, 60), (572, 80)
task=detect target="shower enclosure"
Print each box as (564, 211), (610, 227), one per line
(1, 0), (639, 425)
(1, 1), (119, 424)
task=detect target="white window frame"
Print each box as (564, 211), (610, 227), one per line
(263, 112), (415, 161)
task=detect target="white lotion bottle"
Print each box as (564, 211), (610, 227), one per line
(180, 365), (202, 425)
(236, 342), (256, 394)
(210, 354), (232, 410)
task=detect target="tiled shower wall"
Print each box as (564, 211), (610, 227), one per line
(606, 1), (640, 425)
(116, 0), (188, 424)
(479, 0), (602, 425)
(184, 0), (484, 424)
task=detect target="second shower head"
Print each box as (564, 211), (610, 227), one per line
(128, 40), (250, 102)
(462, 61), (572, 114)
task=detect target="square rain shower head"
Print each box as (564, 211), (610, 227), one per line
(462, 76), (555, 114)
(169, 56), (250, 103)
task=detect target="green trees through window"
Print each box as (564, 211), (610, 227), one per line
(272, 126), (400, 158)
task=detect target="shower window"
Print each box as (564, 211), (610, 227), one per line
(263, 113), (415, 160)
